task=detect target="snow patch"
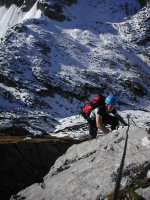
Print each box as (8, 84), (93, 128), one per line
(142, 137), (150, 149)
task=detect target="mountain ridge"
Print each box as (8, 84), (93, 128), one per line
(0, 0), (149, 136)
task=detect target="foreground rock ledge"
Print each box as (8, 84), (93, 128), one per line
(0, 134), (85, 200)
(11, 126), (150, 200)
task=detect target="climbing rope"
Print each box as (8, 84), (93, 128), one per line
(112, 114), (131, 200)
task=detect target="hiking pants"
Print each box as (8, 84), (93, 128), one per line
(88, 119), (98, 140)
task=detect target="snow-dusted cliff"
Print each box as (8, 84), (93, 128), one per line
(0, 0), (149, 136)
(0, 1), (150, 199)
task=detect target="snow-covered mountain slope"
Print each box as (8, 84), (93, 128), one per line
(0, 0), (149, 136)
(0, 0), (42, 37)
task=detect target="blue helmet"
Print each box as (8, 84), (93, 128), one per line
(105, 95), (116, 105)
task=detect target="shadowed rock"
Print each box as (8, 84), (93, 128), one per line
(0, 133), (85, 200)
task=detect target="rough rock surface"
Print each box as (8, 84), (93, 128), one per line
(11, 126), (150, 200)
(0, 135), (84, 200)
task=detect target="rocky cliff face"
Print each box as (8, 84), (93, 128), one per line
(0, 0), (36, 9)
(0, 0), (148, 8)
(0, 0), (77, 19)
(138, 0), (149, 7)
(11, 126), (150, 200)
(0, 135), (84, 200)
(0, 1), (149, 134)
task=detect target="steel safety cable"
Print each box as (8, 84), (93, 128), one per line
(112, 114), (131, 200)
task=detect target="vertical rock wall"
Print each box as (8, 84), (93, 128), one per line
(0, 137), (82, 200)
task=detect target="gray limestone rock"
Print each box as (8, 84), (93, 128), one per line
(11, 126), (150, 200)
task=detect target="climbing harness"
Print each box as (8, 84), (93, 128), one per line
(112, 114), (131, 200)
